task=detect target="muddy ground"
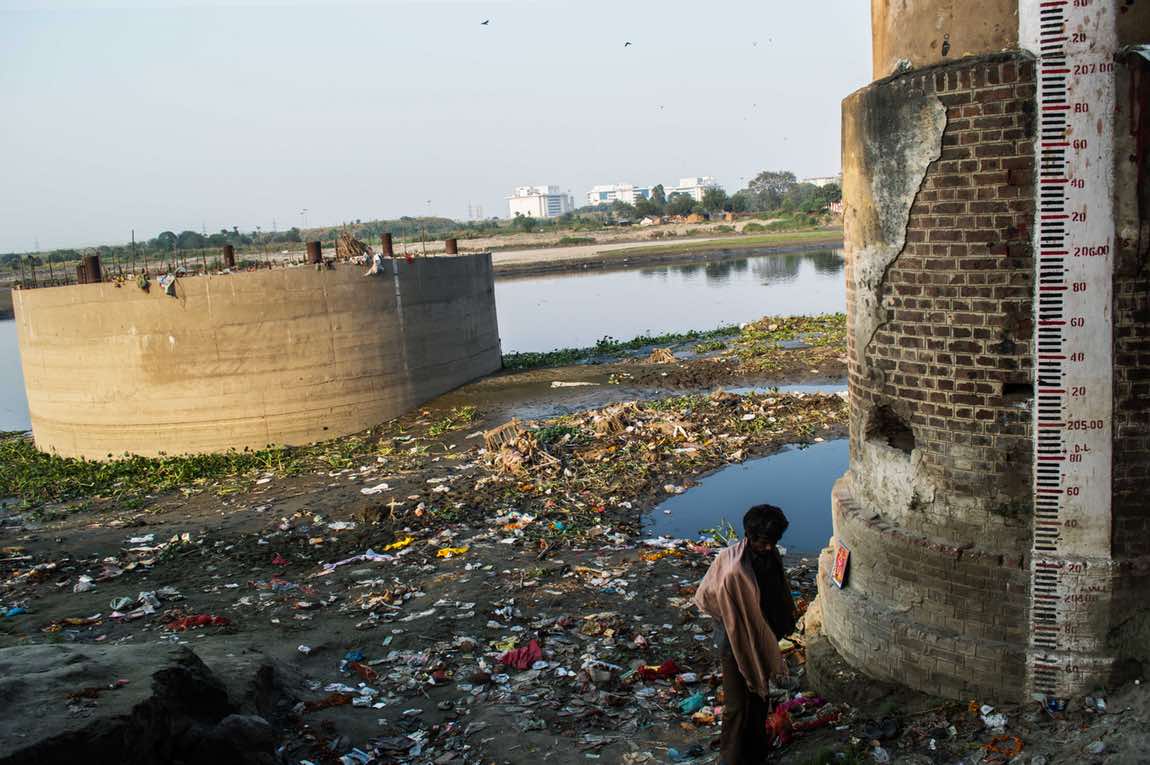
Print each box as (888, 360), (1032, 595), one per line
(1, 338), (1144, 765)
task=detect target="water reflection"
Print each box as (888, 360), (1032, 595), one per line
(496, 248), (844, 353)
(0, 321), (30, 432)
(645, 439), (848, 553)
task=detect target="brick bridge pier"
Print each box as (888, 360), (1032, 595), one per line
(816, 0), (1150, 701)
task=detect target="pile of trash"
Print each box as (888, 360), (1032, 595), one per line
(469, 391), (846, 542)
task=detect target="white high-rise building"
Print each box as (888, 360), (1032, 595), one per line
(666, 176), (722, 202)
(507, 186), (574, 219)
(586, 183), (652, 207)
(802, 175), (843, 188)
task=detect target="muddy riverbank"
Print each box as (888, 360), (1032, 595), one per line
(1, 319), (1143, 765)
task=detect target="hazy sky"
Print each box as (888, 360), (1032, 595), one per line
(0, 0), (871, 251)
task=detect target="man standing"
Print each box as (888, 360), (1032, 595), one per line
(694, 504), (797, 764)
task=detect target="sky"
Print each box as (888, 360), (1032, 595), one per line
(0, 0), (871, 251)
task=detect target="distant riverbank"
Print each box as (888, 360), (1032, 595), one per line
(491, 229), (844, 278)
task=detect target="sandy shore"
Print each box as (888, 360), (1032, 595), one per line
(491, 230), (844, 278)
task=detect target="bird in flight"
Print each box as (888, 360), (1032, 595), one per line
(481, 19), (490, 25)
(624, 41), (632, 47)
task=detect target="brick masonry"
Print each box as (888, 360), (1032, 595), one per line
(846, 54), (1038, 548)
(1111, 55), (1150, 561)
(823, 50), (1150, 702)
(822, 53), (1040, 702)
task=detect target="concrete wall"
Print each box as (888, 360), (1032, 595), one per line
(871, 0), (1018, 79)
(12, 255), (501, 458)
(871, 0), (1150, 79)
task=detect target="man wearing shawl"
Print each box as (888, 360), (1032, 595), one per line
(694, 504), (797, 764)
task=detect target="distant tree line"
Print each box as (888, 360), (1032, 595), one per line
(1, 172), (842, 272)
(581, 170), (842, 222)
(1, 226), (304, 274)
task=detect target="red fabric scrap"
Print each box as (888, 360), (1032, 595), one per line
(637, 659), (682, 681)
(166, 614), (230, 631)
(767, 706), (794, 748)
(271, 553), (289, 566)
(347, 662), (379, 681)
(498, 639), (542, 670)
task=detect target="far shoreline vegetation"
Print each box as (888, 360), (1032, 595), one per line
(1, 170), (840, 278)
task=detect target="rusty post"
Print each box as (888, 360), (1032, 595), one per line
(444, 238), (458, 255)
(82, 254), (102, 283)
(381, 232), (394, 258)
(76, 263), (86, 285)
(223, 244), (236, 269)
(306, 241), (322, 265)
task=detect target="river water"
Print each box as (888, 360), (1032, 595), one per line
(0, 321), (29, 433)
(644, 439), (848, 553)
(0, 247), (844, 433)
(495, 248), (845, 352)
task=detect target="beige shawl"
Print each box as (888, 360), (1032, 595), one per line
(694, 539), (784, 699)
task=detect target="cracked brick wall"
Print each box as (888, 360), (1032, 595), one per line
(821, 53), (1039, 702)
(846, 55), (1038, 547)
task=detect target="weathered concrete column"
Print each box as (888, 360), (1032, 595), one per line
(381, 233), (394, 258)
(306, 241), (322, 265)
(816, 0), (1150, 702)
(81, 255), (102, 284)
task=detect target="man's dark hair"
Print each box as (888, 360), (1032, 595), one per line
(744, 504), (788, 544)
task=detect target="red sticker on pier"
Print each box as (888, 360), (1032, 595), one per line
(832, 541), (850, 589)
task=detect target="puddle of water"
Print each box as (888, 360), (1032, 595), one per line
(495, 249), (844, 353)
(0, 321), (30, 432)
(643, 439), (848, 553)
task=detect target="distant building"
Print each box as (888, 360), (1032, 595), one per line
(667, 176), (722, 202)
(587, 183), (652, 207)
(802, 175), (842, 188)
(508, 186), (574, 219)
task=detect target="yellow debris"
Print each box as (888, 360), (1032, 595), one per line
(436, 546), (469, 558)
(383, 536), (414, 552)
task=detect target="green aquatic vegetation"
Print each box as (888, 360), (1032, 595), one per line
(427, 406), (479, 438)
(0, 412), (448, 507)
(0, 432), (306, 506)
(693, 339), (728, 353)
(731, 313), (846, 369)
(532, 424), (583, 445)
(502, 325), (740, 371)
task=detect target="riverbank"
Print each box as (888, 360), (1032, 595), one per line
(492, 229), (843, 278)
(2, 316), (1138, 764)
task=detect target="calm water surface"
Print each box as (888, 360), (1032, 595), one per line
(644, 439), (849, 553)
(495, 248), (844, 352)
(0, 321), (29, 432)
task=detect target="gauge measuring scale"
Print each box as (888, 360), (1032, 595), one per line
(1022, 0), (1120, 698)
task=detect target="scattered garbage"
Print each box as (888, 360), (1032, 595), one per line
(7, 377), (1134, 764)
(165, 614), (230, 631)
(435, 546), (468, 559)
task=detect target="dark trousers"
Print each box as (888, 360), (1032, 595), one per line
(720, 647), (771, 765)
